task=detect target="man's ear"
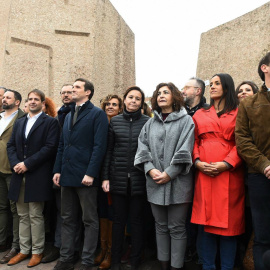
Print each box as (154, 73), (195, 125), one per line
(196, 88), (202, 97)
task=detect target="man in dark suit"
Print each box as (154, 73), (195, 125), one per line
(6, 89), (60, 268)
(53, 78), (108, 270)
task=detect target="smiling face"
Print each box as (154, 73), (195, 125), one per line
(124, 90), (142, 112)
(28, 92), (44, 115)
(237, 84), (254, 101)
(209, 76), (223, 101)
(157, 86), (173, 112)
(72, 80), (90, 104)
(105, 98), (120, 118)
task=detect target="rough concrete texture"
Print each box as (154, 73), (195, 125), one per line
(196, 2), (270, 101)
(0, 0), (135, 107)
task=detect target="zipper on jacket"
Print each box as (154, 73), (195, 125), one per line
(127, 117), (133, 181)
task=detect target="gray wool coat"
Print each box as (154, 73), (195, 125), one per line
(134, 108), (195, 206)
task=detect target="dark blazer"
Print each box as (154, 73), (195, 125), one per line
(7, 112), (60, 202)
(53, 101), (108, 187)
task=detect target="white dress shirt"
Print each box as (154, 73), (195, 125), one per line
(0, 110), (18, 136)
(25, 111), (43, 138)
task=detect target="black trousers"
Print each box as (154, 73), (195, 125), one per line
(111, 193), (145, 267)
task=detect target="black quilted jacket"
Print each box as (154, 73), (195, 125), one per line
(102, 109), (149, 196)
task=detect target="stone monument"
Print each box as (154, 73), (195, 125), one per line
(0, 0), (135, 106)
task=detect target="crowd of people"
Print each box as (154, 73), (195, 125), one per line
(0, 52), (270, 270)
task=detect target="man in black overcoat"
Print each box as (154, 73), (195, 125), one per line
(6, 89), (60, 268)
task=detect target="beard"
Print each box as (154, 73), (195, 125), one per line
(2, 103), (15, 110)
(185, 96), (195, 107)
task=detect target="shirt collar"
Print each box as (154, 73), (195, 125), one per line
(27, 111), (43, 120)
(0, 110), (18, 119)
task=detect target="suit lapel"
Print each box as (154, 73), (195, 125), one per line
(27, 112), (46, 139)
(1, 113), (18, 135)
(73, 102), (93, 126)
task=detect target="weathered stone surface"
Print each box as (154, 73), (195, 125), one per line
(0, 0), (135, 106)
(196, 2), (270, 100)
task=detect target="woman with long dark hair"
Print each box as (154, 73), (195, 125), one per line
(191, 73), (245, 270)
(135, 82), (195, 270)
(102, 86), (149, 270)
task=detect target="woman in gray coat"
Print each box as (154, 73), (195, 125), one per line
(134, 82), (195, 270)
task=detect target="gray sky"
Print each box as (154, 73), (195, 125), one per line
(109, 0), (269, 96)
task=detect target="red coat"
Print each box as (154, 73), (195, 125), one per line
(191, 106), (245, 236)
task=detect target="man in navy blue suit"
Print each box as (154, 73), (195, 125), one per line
(52, 78), (108, 270)
(7, 89), (60, 268)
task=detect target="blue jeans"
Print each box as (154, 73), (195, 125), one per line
(199, 228), (237, 270)
(247, 173), (270, 270)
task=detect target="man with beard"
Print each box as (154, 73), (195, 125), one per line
(0, 90), (25, 264)
(6, 89), (60, 268)
(182, 77), (207, 117)
(181, 77), (207, 264)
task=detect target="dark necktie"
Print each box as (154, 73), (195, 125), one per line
(73, 106), (80, 126)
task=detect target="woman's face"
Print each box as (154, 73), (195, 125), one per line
(105, 98), (120, 117)
(157, 86), (173, 111)
(124, 90), (142, 112)
(210, 76), (223, 100)
(237, 84), (254, 101)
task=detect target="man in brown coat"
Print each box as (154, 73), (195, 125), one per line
(235, 52), (270, 270)
(0, 89), (24, 263)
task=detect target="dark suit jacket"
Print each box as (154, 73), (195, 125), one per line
(53, 101), (108, 187)
(7, 112), (60, 202)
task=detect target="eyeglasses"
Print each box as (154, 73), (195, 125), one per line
(60, 91), (73, 95)
(105, 102), (118, 107)
(182, 86), (199, 91)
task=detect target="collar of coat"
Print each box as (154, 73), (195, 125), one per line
(154, 107), (188, 122)
(123, 108), (142, 121)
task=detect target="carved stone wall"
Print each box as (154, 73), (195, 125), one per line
(0, 0), (135, 106)
(196, 2), (270, 100)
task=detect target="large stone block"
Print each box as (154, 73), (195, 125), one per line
(196, 2), (270, 100)
(0, 0), (135, 106)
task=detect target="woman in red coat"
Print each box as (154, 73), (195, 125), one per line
(191, 73), (245, 270)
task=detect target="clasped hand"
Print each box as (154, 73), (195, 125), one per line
(13, 162), (28, 174)
(196, 161), (228, 177)
(149, 169), (171, 184)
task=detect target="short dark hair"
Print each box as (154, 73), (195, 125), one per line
(205, 73), (237, 116)
(123, 86), (145, 109)
(235, 81), (259, 103)
(151, 82), (185, 113)
(28, 89), (45, 102)
(5, 89), (22, 104)
(101, 94), (123, 113)
(258, 52), (270, 81)
(0, 86), (7, 91)
(75, 78), (94, 100)
(189, 77), (206, 98)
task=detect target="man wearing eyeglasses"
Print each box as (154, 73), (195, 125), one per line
(41, 84), (77, 264)
(182, 77), (207, 117)
(181, 77), (207, 264)
(57, 84), (75, 128)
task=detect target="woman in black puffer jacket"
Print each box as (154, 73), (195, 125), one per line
(102, 86), (149, 270)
